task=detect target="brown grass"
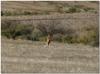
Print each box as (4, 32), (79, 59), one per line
(1, 38), (99, 73)
(1, 1), (99, 16)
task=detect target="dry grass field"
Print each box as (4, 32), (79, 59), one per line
(1, 1), (99, 73)
(1, 38), (99, 73)
(1, 1), (99, 16)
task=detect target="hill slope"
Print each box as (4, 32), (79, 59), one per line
(1, 1), (99, 16)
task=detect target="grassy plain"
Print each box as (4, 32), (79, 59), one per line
(1, 38), (99, 73)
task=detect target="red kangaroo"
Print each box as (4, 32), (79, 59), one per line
(47, 34), (53, 46)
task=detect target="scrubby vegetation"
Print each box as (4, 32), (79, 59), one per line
(1, 2), (99, 73)
(1, 1), (99, 46)
(1, 14), (99, 47)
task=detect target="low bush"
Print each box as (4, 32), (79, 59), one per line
(1, 20), (34, 39)
(1, 19), (99, 46)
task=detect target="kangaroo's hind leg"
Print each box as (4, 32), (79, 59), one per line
(47, 40), (51, 46)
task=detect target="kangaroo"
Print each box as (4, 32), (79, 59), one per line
(47, 34), (53, 46)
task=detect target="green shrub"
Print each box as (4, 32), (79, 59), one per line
(66, 7), (81, 13)
(30, 29), (43, 41)
(1, 20), (34, 39)
(23, 11), (33, 15)
(69, 7), (77, 13)
(74, 30), (99, 46)
(62, 35), (73, 43)
(83, 7), (94, 12)
(38, 36), (47, 41)
(53, 34), (63, 42)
